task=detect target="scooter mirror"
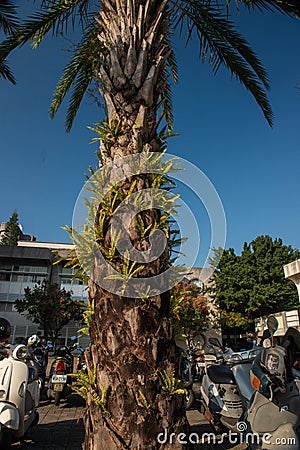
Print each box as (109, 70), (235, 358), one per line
(267, 316), (278, 336)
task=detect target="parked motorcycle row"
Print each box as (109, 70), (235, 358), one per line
(193, 316), (300, 449)
(0, 318), (87, 448)
(1, 313), (300, 448)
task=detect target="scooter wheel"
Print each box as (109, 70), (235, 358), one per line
(54, 392), (61, 406)
(0, 426), (13, 449)
(185, 388), (195, 410)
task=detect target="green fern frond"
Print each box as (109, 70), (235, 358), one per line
(158, 369), (184, 396)
(70, 369), (110, 417)
(77, 299), (94, 336)
(138, 390), (151, 410)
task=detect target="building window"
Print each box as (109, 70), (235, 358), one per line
(60, 277), (72, 284)
(60, 268), (73, 275)
(0, 273), (11, 281)
(13, 265), (47, 274)
(0, 265), (12, 271)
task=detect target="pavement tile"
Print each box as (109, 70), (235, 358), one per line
(10, 390), (246, 450)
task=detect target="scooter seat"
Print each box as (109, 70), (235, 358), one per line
(207, 364), (235, 384)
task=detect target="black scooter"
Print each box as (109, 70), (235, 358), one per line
(47, 339), (77, 406)
(27, 335), (48, 389)
(179, 347), (195, 410)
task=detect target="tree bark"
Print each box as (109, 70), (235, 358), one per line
(84, 284), (189, 449)
(83, 1), (189, 448)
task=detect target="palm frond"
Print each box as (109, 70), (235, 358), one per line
(156, 35), (178, 131)
(230, 0), (300, 18)
(65, 66), (95, 132)
(171, 0), (273, 126)
(49, 24), (104, 131)
(0, 0), (19, 83)
(0, 0), (19, 34)
(167, 40), (179, 84)
(29, 0), (90, 49)
(0, 58), (15, 83)
(159, 67), (174, 132)
(0, 0), (90, 60)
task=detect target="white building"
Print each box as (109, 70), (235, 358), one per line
(0, 241), (88, 345)
(284, 258), (300, 300)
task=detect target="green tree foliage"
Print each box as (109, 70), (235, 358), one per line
(210, 236), (300, 333)
(0, 209), (21, 246)
(171, 281), (210, 347)
(14, 281), (83, 343)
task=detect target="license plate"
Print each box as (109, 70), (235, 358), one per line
(52, 374), (67, 383)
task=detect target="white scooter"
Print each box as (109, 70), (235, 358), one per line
(0, 340), (40, 448)
(200, 337), (257, 432)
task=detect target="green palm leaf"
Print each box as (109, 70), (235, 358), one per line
(0, 0), (19, 34)
(163, 42), (179, 131)
(171, 0), (273, 125)
(159, 67), (175, 132)
(2, 0), (298, 126)
(0, 0), (90, 59)
(231, 0), (300, 17)
(49, 24), (104, 131)
(0, 57), (15, 83)
(0, 0), (19, 83)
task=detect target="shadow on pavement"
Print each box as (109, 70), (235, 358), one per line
(11, 394), (85, 450)
(189, 417), (247, 450)
(11, 389), (246, 450)
(187, 384), (247, 450)
(11, 419), (85, 450)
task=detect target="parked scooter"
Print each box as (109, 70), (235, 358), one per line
(27, 335), (48, 388)
(76, 346), (87, 374)
(0, 318), (40, 449)
(200, 337), (256, 432)
(179, 348), (195, 410)
(47, 338), (77, 406)
(193, 350), (206, 381)
(245, 316), (300, 449)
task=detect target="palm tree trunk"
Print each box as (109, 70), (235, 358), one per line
(85, 286), (188, 449)
(83, 1), (189, 448)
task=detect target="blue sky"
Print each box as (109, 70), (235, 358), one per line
(0, 4), (300, 267)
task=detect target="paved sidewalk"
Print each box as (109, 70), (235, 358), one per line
(11, 393), (85, 450)
(10, 391), (246, 450)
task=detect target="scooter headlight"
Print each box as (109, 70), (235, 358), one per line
(229, 354), (242, 362)
(249, 349), (262, 359)
(12, 345), (28, 360)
